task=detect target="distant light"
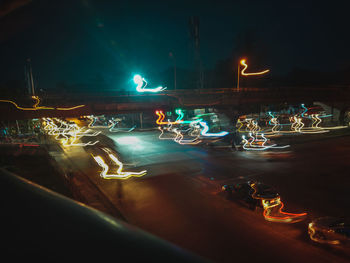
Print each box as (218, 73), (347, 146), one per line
(116, 136), (141, 145)
(133, 74), (143, 84)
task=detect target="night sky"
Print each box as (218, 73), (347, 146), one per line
(1, 0), (349, 91)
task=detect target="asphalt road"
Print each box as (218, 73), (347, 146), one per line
(55, 127), (350, 263)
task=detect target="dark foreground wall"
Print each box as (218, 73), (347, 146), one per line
(0, 168), (208, 262)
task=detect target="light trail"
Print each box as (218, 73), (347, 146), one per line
(242, 135), (277, 151)
(173, 128), (202, 145)
(158, 126), (177, 140)
(0, 96), (85, 111)
(87, 116), (114, 128)
(240, 59), (270, 76)
(242, 134), (289, 150)
(199, 121), (228, 137)
(92, 148), (146, 179)
(43, 118), (99, 146)
(250, 182), (307, 223)
(311, 114), (322, 128)
(155, 110), (183, 125)
(262, 199), (307, 223)
(300, 103), (308, 118)
(308, 222), (341, 245)
(236, 119), (245, 133)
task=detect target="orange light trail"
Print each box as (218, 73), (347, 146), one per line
(250, 182), (307, 223)
(155, 110), (182, 125)
(262, 199), (307, 223)
(0, 96), (85, 111)
(240, 59), (270, 76)
(308, 223), (341, 245)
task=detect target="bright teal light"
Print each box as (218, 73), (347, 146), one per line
(133, 74), (166, 93)
(133, 74), (143, 85)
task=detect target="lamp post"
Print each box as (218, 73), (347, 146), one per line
(237, 60), (241, 92)
(169, 52), (176, 90)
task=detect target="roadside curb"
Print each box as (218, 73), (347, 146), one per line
(45, 138), (127, 221)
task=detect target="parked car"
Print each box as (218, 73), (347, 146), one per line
(222, 181), (279, 211)
(308, 217), (350, 246)
(222, 181), (307, 223)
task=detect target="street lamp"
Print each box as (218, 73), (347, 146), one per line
(169, 52), (177, 90)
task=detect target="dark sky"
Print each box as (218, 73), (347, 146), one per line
(1, 0), (349, 90)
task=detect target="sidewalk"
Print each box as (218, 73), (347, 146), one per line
(44, 138), (126, 221)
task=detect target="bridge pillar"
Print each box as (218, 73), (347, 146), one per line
(314, 101), (349, 125)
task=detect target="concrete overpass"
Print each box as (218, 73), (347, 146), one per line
(0, 85), (349, 121)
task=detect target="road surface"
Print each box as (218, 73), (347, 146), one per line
(51, 126), (350, 262)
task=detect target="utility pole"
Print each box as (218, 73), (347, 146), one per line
(169, 52), (177, 90)
(25, 58), (35, 96)
(237, 61), (240, 92)
(189, 16), (204, 89)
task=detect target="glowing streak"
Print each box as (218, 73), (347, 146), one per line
(56, 105), (85, 110)
(0, 97), (84, 111)
(301, 103), (308, 117)
(0, 98), (53, 110)
(175, 109), (184, 122)
(93, 150), (146, 179)
(319, 114), (332, 118)
(240, 59), (270, 76)
(311, 114), (322, 128)
(199, 121), (228, 137)
(109, 119), (136, 132)
(242, 134), (289, 150)
(262, 199), (307, 223)
(245, 119), (253, 132)
(248, 133), (256, 147)
(250, 183), (307, 223)
(133, 74), (166, 93)
(155, 110), (182, 125)
(173, 128), (202, 145)
(296, 117), (304, 132)
(308, 223), (341, 245)
(110, 125), (136, 132)
(252, 133), (268, 147)
(155, 110), (166, 125)
(323, 125), (348, 130)
(242, 135), (277, 151)
(290, 116), (300, 132)
(87, 116), (114, 128)
(267, 112), (281, 133)
(44, 118), (99, 146)
(32, 96), (40, 108)
(237, 119), (245, 133)
(158, 126), (177, 140)
(248, 120), (261, 133)
(62, 127), (99, 147)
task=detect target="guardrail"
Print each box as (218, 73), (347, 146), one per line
(0, 168), (208, 262)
